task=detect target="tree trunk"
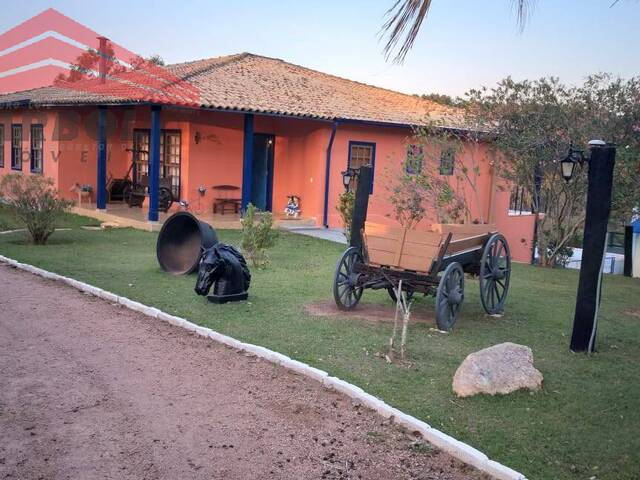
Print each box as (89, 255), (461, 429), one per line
(531, 211), (541, 265)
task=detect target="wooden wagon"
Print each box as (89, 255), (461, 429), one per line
(125, 174), (175, 212)
(332, 222), (511, 331)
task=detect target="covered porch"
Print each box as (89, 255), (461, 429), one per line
(71, 202), (316, 232)
(61, 104), (333, 229)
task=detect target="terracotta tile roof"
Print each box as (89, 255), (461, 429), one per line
(0, 52), (464, 128)
(0, 86), (121, 106)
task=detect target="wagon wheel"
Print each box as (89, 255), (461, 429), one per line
(125, 184), (145, 207)
(479, 233), (511, 315)
(333, 247), (364, 310)
(435, 262), (464, 331)
(120, 180), (133, 203)
(387, 286), (414, 303)
(159, 187), (174, 212)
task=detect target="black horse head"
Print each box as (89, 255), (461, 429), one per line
(194, 243), (251, 299)
(195, 247), (227, 296)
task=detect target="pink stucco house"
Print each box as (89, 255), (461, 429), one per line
(0, 52), (535, 262)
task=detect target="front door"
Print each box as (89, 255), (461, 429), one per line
(250, 134), (275, 211)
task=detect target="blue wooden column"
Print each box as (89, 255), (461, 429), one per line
(241, 113), (254, 212)
(148, 105), (161, 222)
(96, 106), (107, 210)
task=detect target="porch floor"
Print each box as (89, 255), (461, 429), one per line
(72, 203), (316, 232)
(283, 227), (347, 244)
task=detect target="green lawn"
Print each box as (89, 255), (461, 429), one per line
(0, 222), (638, 480)
(0, 204), (100, 231)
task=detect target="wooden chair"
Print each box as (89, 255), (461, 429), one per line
(70, 183), (93, 207)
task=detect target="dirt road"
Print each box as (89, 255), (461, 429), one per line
(0, 264), (479, 480)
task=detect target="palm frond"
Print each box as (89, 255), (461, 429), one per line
(381, 0), (536, 63)
(511, 0), (535, 32)
(380, 0), (432, 64)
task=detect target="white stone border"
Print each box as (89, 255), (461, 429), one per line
(0, 254), (526, 480)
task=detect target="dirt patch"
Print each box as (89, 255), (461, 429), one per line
(305, 299), (437, 325)
(0, 265), (481, 480)
(624, 308), (640, 318)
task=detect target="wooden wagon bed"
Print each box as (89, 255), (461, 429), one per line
(362, 222), (497, 274)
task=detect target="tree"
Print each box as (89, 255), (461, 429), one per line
(381, 0), (535, 62)
(419, 93), (461, 107)
(417, 117), (492, 224)
(54, 40), (124, 84)
(55, 39), (166, 85)
(385, 116), (491, 228)
(465, 75), (640, 266)
(571, 75), (640, 227)
(145, 54), (165, 66)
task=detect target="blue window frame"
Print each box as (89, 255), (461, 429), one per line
(30, 124), (44, 173)
(406, 144), (423, 174)
(440, 149), (455, 175)
(133, 128), (182, 198)
(348, 140), (376, 192)
(11, 124), (22, 171)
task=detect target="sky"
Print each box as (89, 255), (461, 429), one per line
(1, 0), (639, 97)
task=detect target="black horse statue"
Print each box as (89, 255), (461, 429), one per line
(195, 243), (251, 303)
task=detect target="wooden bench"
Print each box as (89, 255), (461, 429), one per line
(212, 185), (241, 215)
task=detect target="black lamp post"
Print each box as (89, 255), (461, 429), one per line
(349, 165), (373, 251)
(561, 140), (616, 353)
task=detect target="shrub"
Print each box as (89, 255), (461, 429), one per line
(546, 240), (575, 268)
(240, 203), (279, 268)
(0, 174), (72, 244)
(336, 190), (355, 241)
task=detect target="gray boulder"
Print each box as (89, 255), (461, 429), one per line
(452, 342), (543, 397)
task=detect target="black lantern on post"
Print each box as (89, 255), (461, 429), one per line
(341, 168), (357, 192)
(560, 140), (616, 353)
(560, 141), (606, 182)
(560, 148), (581, 182)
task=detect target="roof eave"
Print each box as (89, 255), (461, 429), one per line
(0, 99), (488, 136)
